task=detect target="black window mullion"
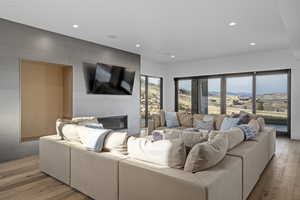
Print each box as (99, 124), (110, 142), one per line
(252, 73), (256, 114)
(221, 77), (227, 114)
(145, 76), (149, 127)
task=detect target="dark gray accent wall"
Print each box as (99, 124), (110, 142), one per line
(0, 19), (140, 162)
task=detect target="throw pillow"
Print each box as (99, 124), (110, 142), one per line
(78, 122), (104, 129)
(237, 124), (257, 140)
(77, 126), (111, 152)
(165, 112), (180, 128)
(193, 119), (214, 131)
(103, 131), (128, 155)
(220, 117), (240, 131)
(181, 131), (209, 149)
(184, 133), (228, 172)
(177, 112), (193, 127)
(248, 119), (260, 133)
(72, 117), (99, 124)
(127, 137), (186, 168)
(60, 124), (81, 142)
(203, 115), (214, 122)
(257, 117), (266, 132)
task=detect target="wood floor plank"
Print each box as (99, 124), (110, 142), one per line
(0, 137), (299, 200)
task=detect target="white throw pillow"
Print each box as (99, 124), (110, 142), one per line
(127, 137), (186, 168)
(184, 133), (228, 172)
(76, 126), (111, 152)
(103, 131), (128, 154)
(60, 124), (81, 142)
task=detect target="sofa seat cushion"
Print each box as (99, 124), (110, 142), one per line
(119, 156), (242, 200)
(127, 137), (186, 168)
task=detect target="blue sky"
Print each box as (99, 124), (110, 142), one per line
(180, 74), (288, 95)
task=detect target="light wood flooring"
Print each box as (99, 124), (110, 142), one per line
(0, 137), (299, 200)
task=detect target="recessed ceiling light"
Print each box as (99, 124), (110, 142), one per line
(250, 42), (256, 46)
(135, 44), (141, 48)
(228, 22), (237, 27)
(171, 55), (176, 59)
(72, 24), (79, 28)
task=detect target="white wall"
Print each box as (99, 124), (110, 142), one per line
(163, 49), (300, 140)
(141, 57), (168, 109)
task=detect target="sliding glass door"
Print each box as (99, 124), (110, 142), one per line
(140, 75), (163, 128)
(177, 79), (192, 113)
(174, 69), (291, 136)
(256, 73), (288, 133)
(208, 78), (221, 114)
(226, 76), (253, 115)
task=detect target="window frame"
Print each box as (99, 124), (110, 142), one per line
(140, 75), (163, 127)
(174, 69), (291, 137)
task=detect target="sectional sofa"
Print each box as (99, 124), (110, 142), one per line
(39, 113), (276, 200)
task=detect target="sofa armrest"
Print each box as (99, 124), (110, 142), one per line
(148, 119), (155, 135)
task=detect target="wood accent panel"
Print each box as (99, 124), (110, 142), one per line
(21, 60), (73, 141)
(0, 137), (299, 200)
(63, 67), (73, 119)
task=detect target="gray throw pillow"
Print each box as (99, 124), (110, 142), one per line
(194, 119), (213, 131)
(165, 112), (180, 128)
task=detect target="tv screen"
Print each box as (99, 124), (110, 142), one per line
(91, 63), (135, 95)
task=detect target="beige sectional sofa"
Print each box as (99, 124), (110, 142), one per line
(40, 135), (126, 200)
(39, 114), (276, 200)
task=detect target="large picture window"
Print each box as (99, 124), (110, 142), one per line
(175, 69), (291, 136)
(140, 75), (163, 128)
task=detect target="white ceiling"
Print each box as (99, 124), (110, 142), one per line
(0, 0), (291, 63)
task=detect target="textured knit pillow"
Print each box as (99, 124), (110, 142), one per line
(184, 133), (228, 172)
(248, 119), (260, 133)
(165, 112), (180, 128)
(193, 119), (214, 131)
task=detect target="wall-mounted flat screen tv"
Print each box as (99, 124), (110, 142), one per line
(89, 63), (135, 95)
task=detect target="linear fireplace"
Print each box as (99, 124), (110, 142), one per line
(97, 115), (128, 130)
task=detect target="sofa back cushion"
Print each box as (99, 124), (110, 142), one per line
(127, 137), (186, 168)
(165, 112), (180, 128)
(177, 112), (193, 127)
(184, 133), (228, 172)
(213, 114), (227, 130)
(210, 128), (244, 150)
(103, 131), (128, 155)
(152, 114), (161, 129)
(160, 110), (166, 127)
